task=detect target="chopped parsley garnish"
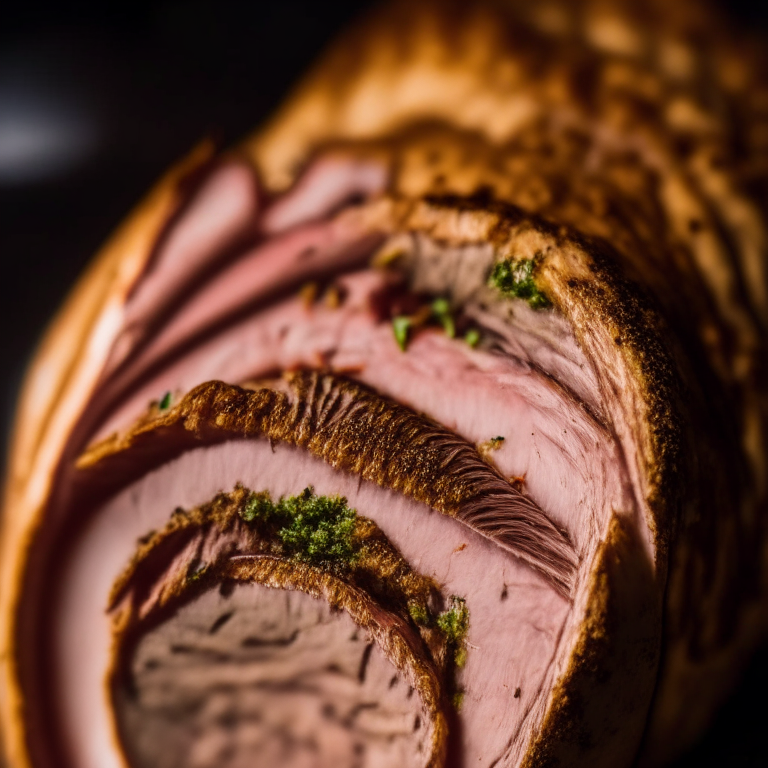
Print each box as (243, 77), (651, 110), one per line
(437, 596), (470, 667)
(408, 602), (430, 626)
(464, 328), (481, 348)
(239, 487), (358, 567)
(489, 258), (551, 309)
(431, 297), (456, 338)
(392, 315), (411, 351)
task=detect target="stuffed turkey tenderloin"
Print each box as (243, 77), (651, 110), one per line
(2, 2), (767, 768)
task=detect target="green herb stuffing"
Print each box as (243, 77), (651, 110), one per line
(437, 596), (469, 642)
(431, 297), (456, 338)
(489, 258), (551, 309)
(464, 328), (481, 348)
(239, 491), (274, 523)
(159, 391), (172, 410)
(278, 489), (357, 565)
(239, 487), (358, 567)
(437, 596), (470, 667)
(392, 316), (411, 351)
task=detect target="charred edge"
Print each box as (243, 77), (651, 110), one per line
(81, 371), (578, 597)
(518, 512), (658, 768)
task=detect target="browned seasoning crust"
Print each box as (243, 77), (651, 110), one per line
(520, 513), (658, 768)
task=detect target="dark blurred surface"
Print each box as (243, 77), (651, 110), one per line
(1, 2), (767, 767)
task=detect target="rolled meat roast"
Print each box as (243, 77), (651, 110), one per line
(2, 1), (767, 767)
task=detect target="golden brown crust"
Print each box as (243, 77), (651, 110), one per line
(241, 2), (768, 759)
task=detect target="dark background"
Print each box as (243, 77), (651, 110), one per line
(1, 1), (767, 766)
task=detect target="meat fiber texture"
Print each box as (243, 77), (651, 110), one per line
(1, 1), (767, 767)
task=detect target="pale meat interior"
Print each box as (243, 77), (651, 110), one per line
(45, 157), (634, 768)
(117, 584), (430, 768)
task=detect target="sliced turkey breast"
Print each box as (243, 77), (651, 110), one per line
(2, 2), (767, 768)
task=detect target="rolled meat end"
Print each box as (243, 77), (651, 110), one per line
(2, 2), (767, 768)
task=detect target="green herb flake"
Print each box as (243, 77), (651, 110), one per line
(408, 602), (430, 626)
(159, 391), (173, 411)
(239, 491), (274, 523)
(431, 297), (456, 338)
(187, 563), (208, 583)
(489, 258), (551, 309)
(239, 487), (359, 567)
(464, 328), (481, 348)
(392, 316), (412, 351)
(452, 690), (465, 710)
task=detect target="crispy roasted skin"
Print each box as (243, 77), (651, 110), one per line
(1, 2), (767, 768)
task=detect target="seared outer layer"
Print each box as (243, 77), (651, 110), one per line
(521, 514), (657, 768)
(0, 143), (223, 768)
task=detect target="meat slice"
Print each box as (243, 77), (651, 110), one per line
(0, 158), (670, 768)
(118, 583), (435, 768)
(80, 374), (579, 594)
(106, 486), (451, 768)
(53, 380), (579, 768)
(2, 2), (767, 768)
